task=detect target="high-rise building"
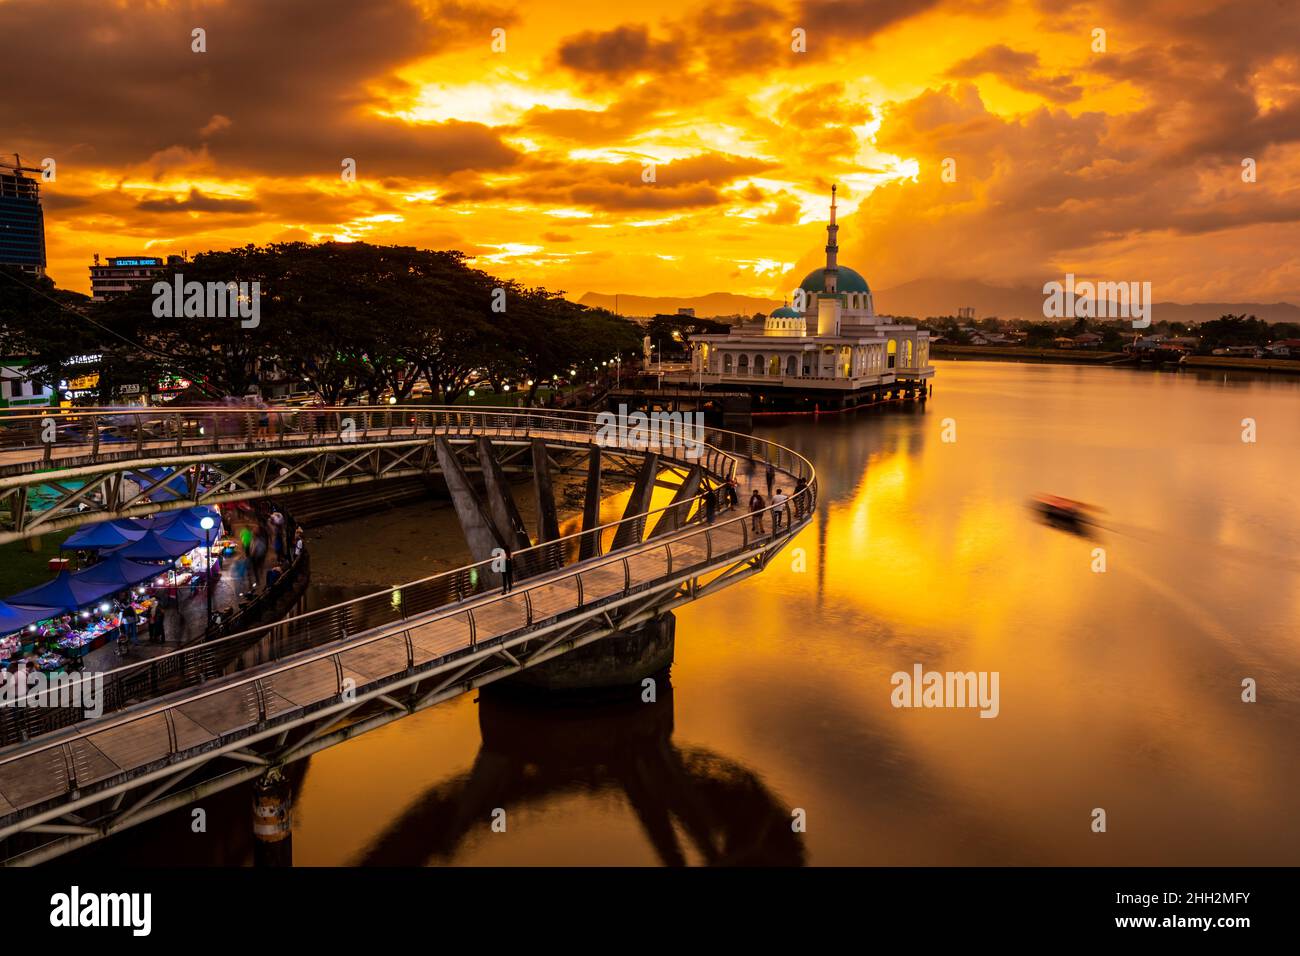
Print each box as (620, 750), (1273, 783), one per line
(0, 158), (47, 277)
(89, 255), (176, 301)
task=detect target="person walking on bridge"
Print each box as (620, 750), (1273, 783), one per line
(749, 490), (766, 533)
(704, 487), (717, 524)
(765, 461), (776, 498)
(725, 477), (739, 511)
(772, 488), (790, 531)
(793, 476), (808, 520)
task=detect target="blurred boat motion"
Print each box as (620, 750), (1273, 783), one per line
(1031, 494), (1101, 530)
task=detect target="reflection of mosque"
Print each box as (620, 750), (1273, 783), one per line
(352, 677), (805, 867)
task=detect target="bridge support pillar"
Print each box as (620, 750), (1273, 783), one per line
(648, 464), (702, 538)
(252, 767), (293, 867)
(531, 439), (561, 545)
(475, 438), (532, 552)
(499, 613), (676, 696)
(435, 436), (505, 586)
(578, 447), (602, 560)
(611, 453), (659, 550)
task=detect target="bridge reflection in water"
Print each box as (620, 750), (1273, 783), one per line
(63, 660), (805, 867)
(352, 675), (805, 867)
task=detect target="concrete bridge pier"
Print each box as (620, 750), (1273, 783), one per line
(251, 767), (293, 867)
(499, 612), (676, 698)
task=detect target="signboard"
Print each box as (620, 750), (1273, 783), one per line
(154, 375), (192, 393)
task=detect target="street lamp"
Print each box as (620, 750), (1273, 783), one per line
(200, 515), (216, 632)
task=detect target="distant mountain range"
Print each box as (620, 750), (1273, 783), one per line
(578, 291), (781, 317)
(579, 279), (1300, 324)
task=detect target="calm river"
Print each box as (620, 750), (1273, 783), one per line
(79, 360), (1300, 865)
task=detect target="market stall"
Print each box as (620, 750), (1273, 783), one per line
(0, 601), (53, 665)
(2, 506), (226, 672)
(4, 563), (158, 671)
(115, 528), (221, 601)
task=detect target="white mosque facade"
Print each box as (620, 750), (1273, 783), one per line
(676, 187), (934, 395)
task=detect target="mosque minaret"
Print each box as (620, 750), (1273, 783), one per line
(672, 186), (934, 411)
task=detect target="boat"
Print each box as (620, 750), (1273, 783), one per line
(1031, 494), (1099, 528)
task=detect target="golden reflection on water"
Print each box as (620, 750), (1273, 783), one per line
(189, 362), (1300, 865)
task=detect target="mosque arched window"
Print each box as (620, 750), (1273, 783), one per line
(887, 339), (897, 369)
(754, 354), (765, 375)
(738, 354), (748, 373)
(724, 354), (733, 374)
(786, 355), (798, 376)
(769, 355), (781, 376)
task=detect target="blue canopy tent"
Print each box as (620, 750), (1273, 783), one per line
(133, 467), (206, 502)
(149, 504), (220, 526)
(150, 506), (221, 542)
(6, 572), (112, 615)
(111, 530), (197, 561)
(60, 519), (148, 551)
(0, 601), (55, 636)
(74, 555), (165, 591)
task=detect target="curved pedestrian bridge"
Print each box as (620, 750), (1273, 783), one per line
(0, 406), (815, 864)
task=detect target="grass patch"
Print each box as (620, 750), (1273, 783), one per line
(0, 531), (74, 598)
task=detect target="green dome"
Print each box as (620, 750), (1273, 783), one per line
(770, 305), (801, 318)
(799, 266), (870, 294)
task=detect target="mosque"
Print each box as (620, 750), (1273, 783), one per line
(669, 186), (934, 412)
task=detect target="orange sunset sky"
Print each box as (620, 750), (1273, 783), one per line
(3, 0), (1299, 303)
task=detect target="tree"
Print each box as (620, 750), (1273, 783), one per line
(0, 265), (103, 399)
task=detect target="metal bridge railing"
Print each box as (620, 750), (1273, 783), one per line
(0, 462), (815, 825)
(0, 406), (730, 474)
(0, 411), (816, 751)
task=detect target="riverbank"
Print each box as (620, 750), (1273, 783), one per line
(932, 344), (1300, 374)
(932, 345), (1125, 364)
(1181, 355), (1300, 373)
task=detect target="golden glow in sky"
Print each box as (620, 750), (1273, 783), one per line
(5, 0), (1299, 304)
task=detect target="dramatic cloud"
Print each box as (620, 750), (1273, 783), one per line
(557, 25), (684, 79)
(947, 45), (1082, 103)
(3, 0), (1296, 302)
(136, 189), (260, 214)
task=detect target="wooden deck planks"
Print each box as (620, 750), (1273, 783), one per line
(524, 578), (580, 621)
(175, 684), (260, 737)
(0, 749), (69, 811)
(337, 635), (410, 681)
(407, 615), (472, 662)
(84, 714), (173, 773)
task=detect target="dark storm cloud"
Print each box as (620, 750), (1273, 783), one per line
(557, 25), (684, 78)
(437, 152), (774, 211)
(553, 2), (808, 88)
(0, 0), (521, 178)
(136, 188), (260, 214)
(947, 44), (1082, 103)
(797, 0), (945, 38)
